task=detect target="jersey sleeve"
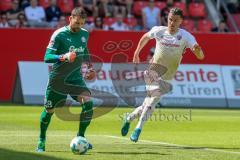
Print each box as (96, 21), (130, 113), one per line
(147, 26), (159, 39)
(185, 31), (197, 50)
(44, 31), (61, 63)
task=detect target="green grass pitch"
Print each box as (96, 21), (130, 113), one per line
(1, 105), (240, 160)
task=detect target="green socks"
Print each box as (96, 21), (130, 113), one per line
(77, 101), (93, 137)
(39, 109), (53, 141)
(39, 101), (93, 140)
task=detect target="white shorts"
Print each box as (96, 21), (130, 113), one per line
(144, 70), (172, 96)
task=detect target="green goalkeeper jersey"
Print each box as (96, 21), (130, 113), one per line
(44, 26), (90, 82)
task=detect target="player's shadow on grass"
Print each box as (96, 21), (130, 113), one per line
(0, 148), (65, 160)
(160, 146), (205, 150)
(139, 144), (207, 150)
(95, 151), (169, 156)
(135, 145), (204, 151)
(151, 145), (240, 151)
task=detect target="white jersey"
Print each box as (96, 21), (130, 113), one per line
(147, 26), (197, 80)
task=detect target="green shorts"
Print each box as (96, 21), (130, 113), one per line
(44, 79), (90, 109)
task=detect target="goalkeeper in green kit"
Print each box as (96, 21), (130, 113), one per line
(37, 7), (95, 152)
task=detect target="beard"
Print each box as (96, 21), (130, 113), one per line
(71, 25), (81, 32)
(70, 24), (82, 32)
(72, 27), (81, 32)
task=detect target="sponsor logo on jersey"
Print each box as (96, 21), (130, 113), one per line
(81, 37), (86, 43)
(69, 45), (85, 53)
(160, 42), (180, 47)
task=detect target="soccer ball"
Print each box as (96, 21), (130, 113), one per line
(70, 136), (89, 155)
(84, 69), (96, 81)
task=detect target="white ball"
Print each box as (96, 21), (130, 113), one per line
(70, 136), (89, 155)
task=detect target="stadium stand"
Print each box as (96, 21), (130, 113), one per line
(189, 1), (206, 18)
(124, 17), (137, 29)
(174, 1), (187, 16)
(0, 0), (12, 11)
(133, 1), (148, 16)
(227, 13), (240, 31)
(182, 18), (195, 31)
(154, 1), (166, 10)
(103, 17), (117, 26)
(57, 0), (74, 14)
(0, 0), (233, 33)
(39, 0), (51, 8)
(197, 19), (213, 32)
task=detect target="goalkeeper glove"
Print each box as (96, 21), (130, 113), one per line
(59, 52), (76, 63)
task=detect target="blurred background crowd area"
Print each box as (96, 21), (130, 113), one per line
(0, 0), (239, 32)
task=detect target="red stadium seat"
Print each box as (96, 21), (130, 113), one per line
(174, 2), (187, 16)
(0, 0), (12, 11)
(103, 17), (117, 26)
(182, 19), (195, 31)
(39, 0), (51, 8)
(58, 0), (74, 14)
(87, 16), (94, 23)
(189, 2), (206, 18)
(197, 19), (213, 32)
(232, 14), (240, 30)
(227, 14), (240, 31)
(133, 1), (148, 16)
(154, 1), (166, 10)
(65, 15), (70, 23)
(124, 17), (137, 28)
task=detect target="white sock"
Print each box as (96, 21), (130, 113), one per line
(135, 96), (160, 130)
(126, 105), (144, 122)
(135, 105), (154, 129)
(126, 96), (151, 122)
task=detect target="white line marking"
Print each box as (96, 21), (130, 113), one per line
(0, 133), (240, 155)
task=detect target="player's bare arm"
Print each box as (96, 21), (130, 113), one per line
(133, 33), (151, 63)
(192, 44), (205, 60)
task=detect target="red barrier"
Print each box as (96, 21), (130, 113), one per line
(0, 28), (240, 102)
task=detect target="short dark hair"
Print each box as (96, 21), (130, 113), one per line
(71, 7), (87, 19)
(169, 8), (184, 18)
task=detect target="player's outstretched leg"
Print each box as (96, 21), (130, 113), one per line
(121, 113), (130, 136)
(121, 105), (144, 136)
(130, 96), (160, 142)
(37, 108), (54, 152)
(121, 97), (149, 136)
(77, 100), (93, 149)
(130, 105), (153, 142)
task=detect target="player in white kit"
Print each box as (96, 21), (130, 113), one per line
(121, 8), (205, 142)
